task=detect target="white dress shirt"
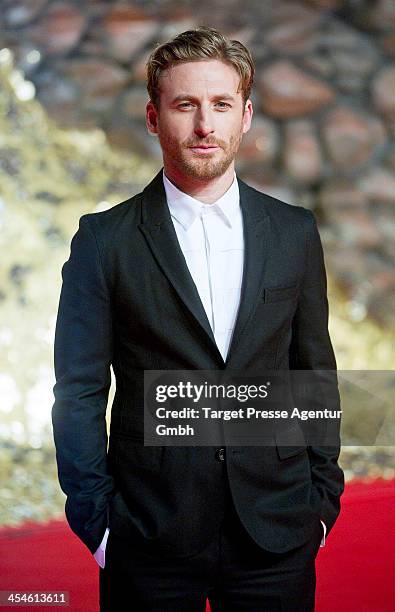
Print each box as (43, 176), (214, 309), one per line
(93, 170), (325, 568)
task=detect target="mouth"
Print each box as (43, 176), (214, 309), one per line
(189, 145), (220, 154)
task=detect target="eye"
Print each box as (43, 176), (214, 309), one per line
(177, 102), (193, 109)
(216, 102), (231, 109)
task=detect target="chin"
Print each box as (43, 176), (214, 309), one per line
(182, 158), (233, 181)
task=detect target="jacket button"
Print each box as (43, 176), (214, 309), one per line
(215, 448), (225, 462)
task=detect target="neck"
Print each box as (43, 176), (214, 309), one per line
(163, 163), (235, 204)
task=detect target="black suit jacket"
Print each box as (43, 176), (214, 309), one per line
(52, 168), (344, 558)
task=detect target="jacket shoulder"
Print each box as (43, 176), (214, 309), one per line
(80, 190), (143, 230)
(240, 179), (315, 226)
(70, 191), (143, 263)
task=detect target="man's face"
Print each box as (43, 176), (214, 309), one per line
(146, 59), (253, 181)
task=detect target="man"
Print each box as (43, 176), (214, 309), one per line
(52, 26), (344, 611)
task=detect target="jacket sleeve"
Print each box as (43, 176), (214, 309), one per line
(289, 210), (345, 535)
(52, 214), (115, 554)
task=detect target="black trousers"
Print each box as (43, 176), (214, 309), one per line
(100, 477), (323, 612)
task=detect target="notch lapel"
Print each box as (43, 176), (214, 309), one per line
(138, 169), (224, 364)
(224, 179), (271, 368)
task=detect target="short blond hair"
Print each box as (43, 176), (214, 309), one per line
(146, 26), (255, 110)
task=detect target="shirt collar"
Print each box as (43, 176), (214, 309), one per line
(162, 168), (240, 231)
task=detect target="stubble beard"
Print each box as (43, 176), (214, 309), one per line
(159, 129), (243, 181)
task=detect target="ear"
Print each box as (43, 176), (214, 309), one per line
(146, 100), (159, 134)
(242, 99), (253, 135)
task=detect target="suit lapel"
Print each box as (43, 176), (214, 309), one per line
(138, 169), (223, 363)
(138, 168), (271, 368)
(225, 179), (270, 367)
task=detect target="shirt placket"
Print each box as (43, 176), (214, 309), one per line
(200, 207), (217, 334)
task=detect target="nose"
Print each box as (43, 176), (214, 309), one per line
(194, 107), (214, 138)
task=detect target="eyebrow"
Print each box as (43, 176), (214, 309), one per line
(171, 94), (236, 103)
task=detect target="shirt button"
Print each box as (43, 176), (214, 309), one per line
(215, 448), (225, 462)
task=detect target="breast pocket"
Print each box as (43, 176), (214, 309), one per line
(263, 285), (299, 304)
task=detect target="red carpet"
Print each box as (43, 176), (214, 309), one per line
(0, 479), (394, 611)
